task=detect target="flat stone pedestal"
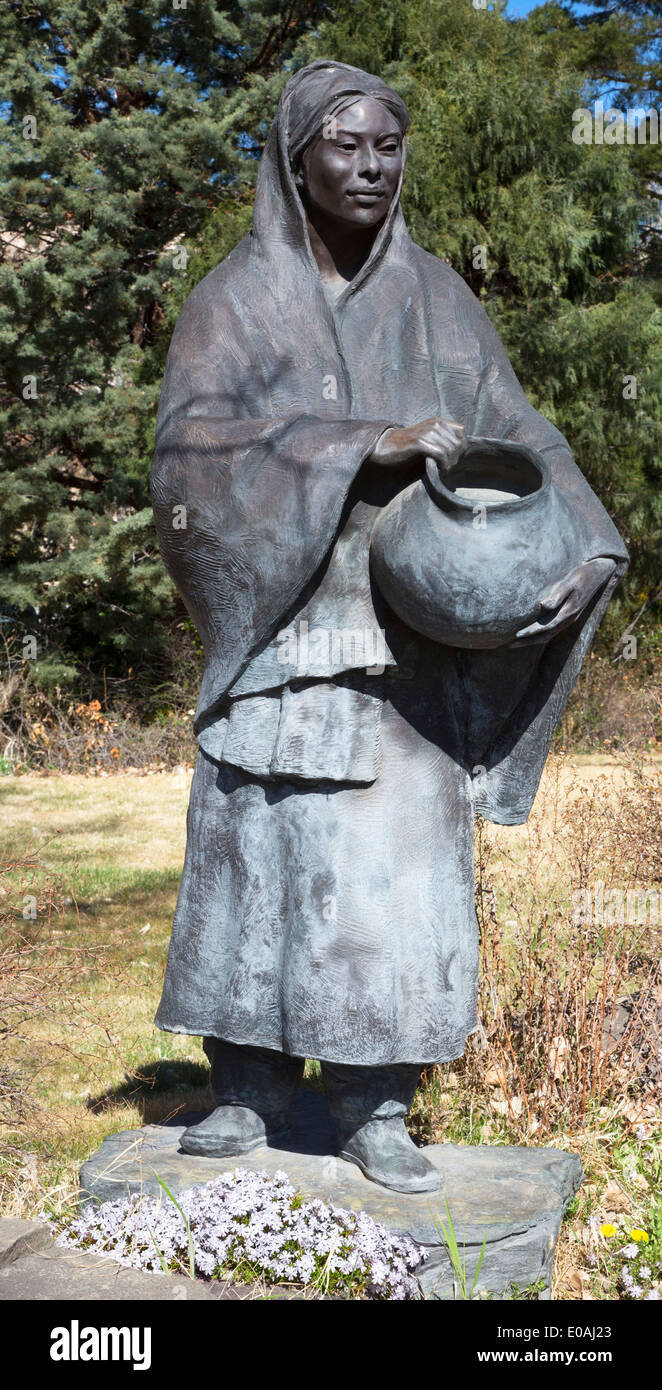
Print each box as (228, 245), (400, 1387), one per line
(80, 1091), (582, 1300)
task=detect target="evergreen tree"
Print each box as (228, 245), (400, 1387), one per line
(563, 0), (662, 278)
(0, 0), (324, 690)
(2, 0), (659, 699)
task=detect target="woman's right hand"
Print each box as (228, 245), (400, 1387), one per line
(369, 417), (465, 471)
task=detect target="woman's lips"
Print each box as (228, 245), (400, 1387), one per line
(347, 189), (386, 201)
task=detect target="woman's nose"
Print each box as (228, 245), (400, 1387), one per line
(357, 148), (381, 180)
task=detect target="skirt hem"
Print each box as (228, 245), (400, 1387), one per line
(153, 1016), (479, 1067)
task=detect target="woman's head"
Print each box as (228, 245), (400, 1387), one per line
(298, 96), (404, 230)
(284, 62), (410, 229)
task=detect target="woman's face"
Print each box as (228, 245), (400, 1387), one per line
(301, 96), (404, 229)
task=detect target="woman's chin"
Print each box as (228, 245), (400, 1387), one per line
(341, 205), (389, 230)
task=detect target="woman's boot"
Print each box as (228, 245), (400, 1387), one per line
(322, 1061), (444, 1194)
(180, 1038), (304, 1157)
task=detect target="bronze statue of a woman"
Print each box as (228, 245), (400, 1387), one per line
(151, 62), (627, 1193)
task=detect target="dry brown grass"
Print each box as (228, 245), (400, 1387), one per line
(0, 755), (659, 1299)
(0, 631), (198, 774)
(0, 769), (200, 1220)
(462, 755), (661, 1137)
(408, 753), (662, 1300)
(559, 643), (661, 753)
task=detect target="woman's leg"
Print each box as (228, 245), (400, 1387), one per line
(180, 1038), (304, 1157)
(321, 1060), (444, 1193)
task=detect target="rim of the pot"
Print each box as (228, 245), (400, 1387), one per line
(424, 436), (551, 516)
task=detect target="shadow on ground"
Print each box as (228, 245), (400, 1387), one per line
(86, 1058), (328, 1128)
(86, 1059), (211, 1121)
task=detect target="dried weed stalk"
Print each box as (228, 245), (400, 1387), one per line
(460, 756), (661, 1137)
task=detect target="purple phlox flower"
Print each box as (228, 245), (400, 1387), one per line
(619, 1266), (644, 1298)
(55, 1168), (423, 1299)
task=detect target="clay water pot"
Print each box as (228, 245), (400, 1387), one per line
(370, 437), (589, 649)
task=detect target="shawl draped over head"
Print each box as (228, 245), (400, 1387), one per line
(284, 60), (411, 172)
(151, 60), (628, 826)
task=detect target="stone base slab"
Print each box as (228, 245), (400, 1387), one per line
(80, 1091), (582, 1300)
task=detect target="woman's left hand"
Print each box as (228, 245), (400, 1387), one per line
(511, 557), (618, 645)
